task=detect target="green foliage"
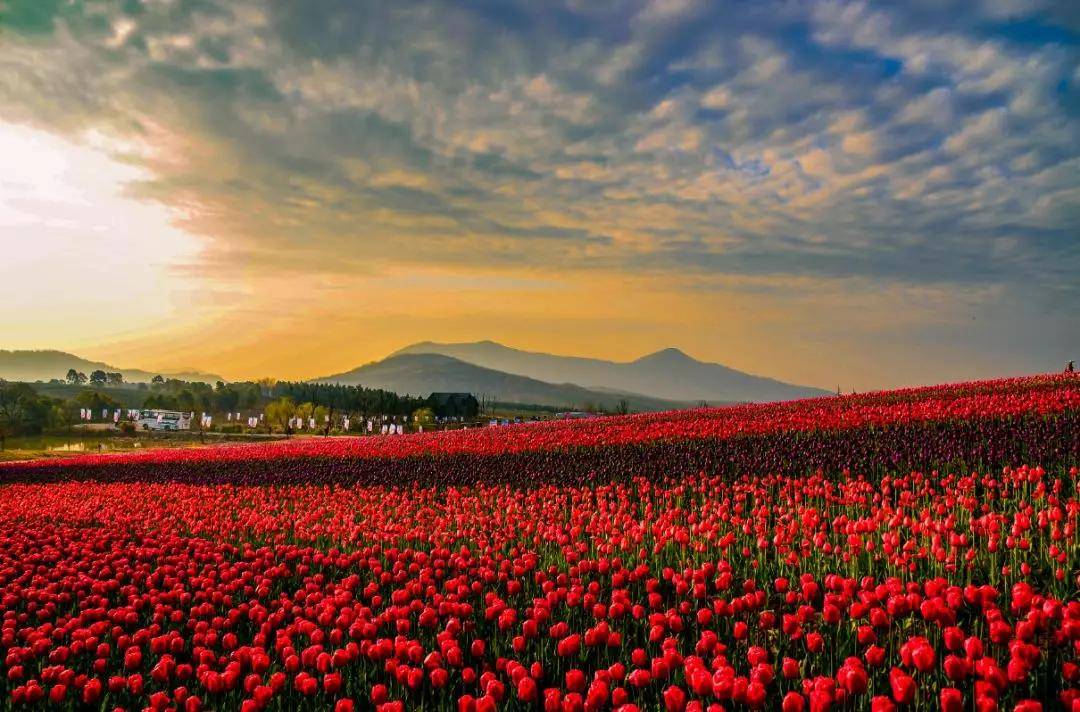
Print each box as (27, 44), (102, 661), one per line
(0, 375), (481, 438)
(425, 392), (480, 418)
(265, 397), (297, 433)
(140, 379), (442, 422)
(272, 381), (428, 417)
(72, 388), (120, 413)
(0, 381), (55, 436)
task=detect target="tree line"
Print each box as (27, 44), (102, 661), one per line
(140, 379), (453, 417)
(65, 368), (124, 386)
(0, 381), (126, 443)
(0, 375), (481, 441)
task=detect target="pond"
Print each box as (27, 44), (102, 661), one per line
(2, 434), (143, 453)
(0, 432), (287, 461)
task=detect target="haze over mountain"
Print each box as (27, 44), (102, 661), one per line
(315, 353), (691, 412)
(0, 350), (223, 384)
(393, 341), (829, 403)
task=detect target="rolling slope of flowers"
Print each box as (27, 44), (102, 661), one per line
(1, 374), (1077, 485)
(0, 375), (1077, 711)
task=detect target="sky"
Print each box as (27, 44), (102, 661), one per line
(0, 0), (1077, 390)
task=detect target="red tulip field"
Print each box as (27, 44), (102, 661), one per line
(0, 374), (1077, 711)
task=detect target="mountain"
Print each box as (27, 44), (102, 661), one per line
(392, 341), (828, 402)
(0, 350), (223, 384)
(315, 353), (691, 411)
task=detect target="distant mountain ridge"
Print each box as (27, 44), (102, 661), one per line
(3, 342), (827, 408)
(0, 350), (223, 384)
(392, 340), (828, 402)
(314, 353), (692, 411)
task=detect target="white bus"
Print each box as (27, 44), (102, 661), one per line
(136, 409), (192, 431)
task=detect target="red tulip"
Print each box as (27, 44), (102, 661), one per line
(0, 374), (1073, 712)
(872, 697), (896, 712)
(517, 677), (537, 702)
(783, 692), (806, 712)
(940, 688), (963, 712)
(890, 669), (915, 705)
(663, 685), (687, 712)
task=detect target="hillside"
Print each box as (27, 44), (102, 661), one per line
(392, 341), (828, 402)
(0, 350), (222, 384)
(314, 353), (691, 411)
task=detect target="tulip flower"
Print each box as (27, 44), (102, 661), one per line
(0, 373), (1072, 711)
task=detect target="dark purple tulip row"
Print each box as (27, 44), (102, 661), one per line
(2, 411), (1075, 488)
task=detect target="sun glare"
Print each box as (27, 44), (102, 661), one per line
(0, 122), (205, 350)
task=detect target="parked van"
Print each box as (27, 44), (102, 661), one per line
(136, 410), (191, 431)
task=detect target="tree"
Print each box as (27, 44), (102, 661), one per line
(176, 390), (196, 413)
(615, 399), (630, 416)
(47, 403), (72, 432)
(412, 407), (435, 428)
(66, 369), (80, 385)
(143, 393), (174, 410)
(295, 402), (315, 427)
(75, 371), (88, 385)
(426, 393), (479, 418)
(256, 377), (277, 395)
(151, 375), (165, 385)
(106, 372), (124, 385)
(73, 389), (120, 414)
(312, 405), (330, 434)
(265, 397), (297, 434)
(212, 381), (240, 413)
(89, 370), (107, 385)
(0, 382), (51, 443)
(239, 383), (260, 410)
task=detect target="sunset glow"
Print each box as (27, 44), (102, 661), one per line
(1, 0), (1076, 387)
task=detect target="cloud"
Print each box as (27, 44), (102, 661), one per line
(0, 0), (1076, 382)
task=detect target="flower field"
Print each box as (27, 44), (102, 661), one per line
(3, 374), (1077, 486)
(0, 375), (1077, 710)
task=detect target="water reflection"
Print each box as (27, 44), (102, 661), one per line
(2, 436), (146, 454)
(1, 433), (278, 459)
